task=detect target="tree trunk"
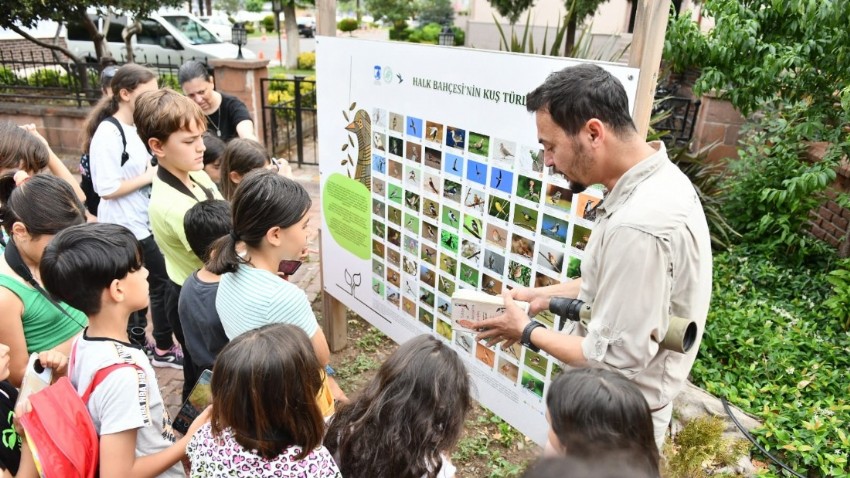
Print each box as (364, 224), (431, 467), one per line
(78, 11), (112, 61)
(122, 20), (143, 64)
(316, 0), (337, 37)
(206, 0), (213, 16)
(283, 2), (300, 69)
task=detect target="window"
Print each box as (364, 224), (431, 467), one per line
(137, 18), (172, 46)
(161, 16), (219, 45)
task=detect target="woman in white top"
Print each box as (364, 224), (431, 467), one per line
(82, 64), (180, 366)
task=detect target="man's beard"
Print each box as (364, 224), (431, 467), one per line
(567, 180), (587, 194)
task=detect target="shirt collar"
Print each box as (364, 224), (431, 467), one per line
(597, 141), (667, 217)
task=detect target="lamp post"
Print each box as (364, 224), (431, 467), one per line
(439, 24), (455, 46)
(231, 22), (247, 59)
(271, 0), (284, 66)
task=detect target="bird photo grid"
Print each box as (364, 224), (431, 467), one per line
(317, 37), (637, 444)
(367, 107), (604, 403)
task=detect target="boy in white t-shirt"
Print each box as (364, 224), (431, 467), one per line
(40, 223), (209, 477)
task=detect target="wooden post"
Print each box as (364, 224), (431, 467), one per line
(319, 230), (348, 351)
(316, 0), (337, 37)
(628, 0), (673, 138)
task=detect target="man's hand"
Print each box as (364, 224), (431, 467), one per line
(472, 292), (531, 349)
(509, 286), (552, 316)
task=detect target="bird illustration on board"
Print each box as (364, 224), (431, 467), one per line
(428, 126), (439, 142)
(344, 109), (373, 190)
(450, 129), (464, 146)
(408, 119), (416, 135)
(373, 133), (385, 151)
(471, 137), (484, 151)
(499, 142), (514, 160)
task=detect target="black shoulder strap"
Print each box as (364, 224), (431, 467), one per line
(3, 239), (85, 326)
(102, 116), (130, 167)
(156, 167), (214, 203)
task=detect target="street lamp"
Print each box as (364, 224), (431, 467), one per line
(439, 24), (455, 46)
(270, 0), (284, 66)
(231, 22), (247, 59)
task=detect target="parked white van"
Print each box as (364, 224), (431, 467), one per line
(65, 10), (255, 65)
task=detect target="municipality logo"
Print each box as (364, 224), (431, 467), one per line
(373, 65), (397, 85)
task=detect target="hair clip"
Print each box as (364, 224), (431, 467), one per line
(13, 170), (31, 186)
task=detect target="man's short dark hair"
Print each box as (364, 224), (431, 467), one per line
(41, 223), (142, 316)
(184, 200), (232, 263)
(526, 64), (636, 137)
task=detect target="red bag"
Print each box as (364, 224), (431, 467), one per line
(18, 364), (139, 478)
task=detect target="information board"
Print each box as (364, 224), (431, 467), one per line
(317, 37), (638, 445)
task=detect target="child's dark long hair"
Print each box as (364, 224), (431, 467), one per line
(219, 138), (271, 200)
(546, 369), (660, 477)
(325, 335), (471, 478)
(0, 174), (86, 238)
(81, 64), (157, 153)
(210, 323), (324, 460)
(207, 169), (311, 275)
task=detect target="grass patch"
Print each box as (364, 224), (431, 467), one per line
(268, 66), (316, 77)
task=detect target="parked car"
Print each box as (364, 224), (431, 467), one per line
(296, 17), (315, 38)
(65, 10), (255, 66)
(197, 15), (233, 42)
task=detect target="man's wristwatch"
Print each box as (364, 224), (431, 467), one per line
(521, 321), (545, 352)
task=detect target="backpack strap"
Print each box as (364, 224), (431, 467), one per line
(101, 116), (130, 167)
(80, 363), (144, 404)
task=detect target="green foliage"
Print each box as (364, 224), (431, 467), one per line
(664, 416), (750, 477)
(262, 14), (277, 33)
(720, 104), (838, 264)
(364, 0), (418, 24)
(487, 0), (534, 25)
(245, 0), (264, 12)
(691, 247), (850, 476)
(395, 23), (463, 46)
(417, 0), (454, 26)
(296, 51), (316, 70)
(354, 325), (389, 353)
(243, 21), (256, 34)
(493, 11), (626, 61)
(0, 67), (18, 85)
(213, 0), (240, 15)
(159, 73), (180, 90)
(337, 17), (359, 34)
(824, 258), (850, 330)
(27, 69), (72, 88)
(662, 8), (704, 74)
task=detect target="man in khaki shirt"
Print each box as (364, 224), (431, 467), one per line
(473, 64), (713, 449)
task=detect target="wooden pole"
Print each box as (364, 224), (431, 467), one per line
(628, 0), (673, 139)
(319, 230), (348, 351)
(316, 0), (337, 37)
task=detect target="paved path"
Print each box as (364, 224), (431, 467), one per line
(154, 164), (323, 417)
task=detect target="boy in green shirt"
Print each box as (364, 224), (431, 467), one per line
(134, 88), (223, 400)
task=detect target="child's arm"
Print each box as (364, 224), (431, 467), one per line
(99, 406), (211, 478)
(0, 292), (28, 387)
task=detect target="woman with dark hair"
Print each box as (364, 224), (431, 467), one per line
(209, 169), (339, 417)
(325, 334), (471, 478)
(218, 138), (290, 200)
(0, 174), (87, 387)
(178, 60), (257, 142)
(82, 64), (181, 368)
(545, 368), (661, 477)
(187, 323), (340, 476)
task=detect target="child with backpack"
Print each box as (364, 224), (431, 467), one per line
(0, 174), (87, 387)
(40, 223), (209, 477)
(82, 64), (181, 369)
(133, 88), (223, 402)
(186, 324), (341, 477)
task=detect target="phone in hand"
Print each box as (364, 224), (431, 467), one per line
(16, 353), (53, 407)
(278, 260), (302, 276)
(172, 369), (213, 435)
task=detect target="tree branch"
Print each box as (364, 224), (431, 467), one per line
(7, 24), (83, 64)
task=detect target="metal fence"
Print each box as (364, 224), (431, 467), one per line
(261, 76), (318, 166)
(0, 49), (206, 107)
(653, 84), (701, 147)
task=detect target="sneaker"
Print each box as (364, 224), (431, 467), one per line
(143, 342), (155, 360)
(151, 344), (184, 369)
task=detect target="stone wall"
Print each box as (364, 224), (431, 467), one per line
(807, 143), (850, 256)
(691, 92), (745, 163)
(0, 102), (88, 155)
(0, 37), (71, 62)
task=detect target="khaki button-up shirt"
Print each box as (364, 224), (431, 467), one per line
(565, 141), (713, 410)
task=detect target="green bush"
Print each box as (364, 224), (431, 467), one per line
(262, 14), (276, 33)
(691, 246), (850, 476)
(337, 17), (359, 34)
(451, 26), (465, 46)
(159, 73), (180, 90)
(0, 67), (17, 85)
(296, 51), (316, 70)
(243, 21), (256, 34)
(27, 69), (71, 88)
